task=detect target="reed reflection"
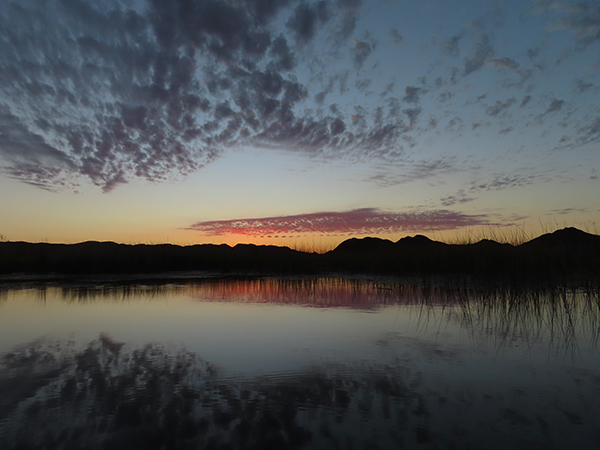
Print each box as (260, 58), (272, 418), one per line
(2, 278), (599, 353)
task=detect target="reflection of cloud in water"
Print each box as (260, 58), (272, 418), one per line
(1, 335), (599, 450)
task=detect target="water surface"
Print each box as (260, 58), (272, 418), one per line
(1, 277), (599, 449)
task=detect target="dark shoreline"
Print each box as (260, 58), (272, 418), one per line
(1, 227), (599, 284)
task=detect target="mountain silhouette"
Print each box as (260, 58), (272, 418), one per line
(1, 228), (599, 281)
(519, 227), (600, 249)
(332, 237), (396, 253)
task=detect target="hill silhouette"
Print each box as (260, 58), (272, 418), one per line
(1, 227), (599, 281)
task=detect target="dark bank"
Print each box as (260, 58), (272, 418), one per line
(1, 227), (599, 283)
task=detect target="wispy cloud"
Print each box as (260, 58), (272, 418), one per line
(440, 190), (476, 207)
(551, 1), (600, 47)
(388, 28), (403, 45)
(187, 208), (487, 237)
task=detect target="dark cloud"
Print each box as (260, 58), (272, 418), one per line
(552, 2), (600, 47)
(485, 97), (516, 116)
(287, 1), (330, 43)
(489, 57), (519, 70)
(438, 91), (452, 102)
(520, 95), (532, 107)
(0, 110), (77, 190)
(328, 0), (362, 44)
(0, 0), (411, 192)
(551, 207), (589, 215)
(366, 158), (456, 187)
(469, 174), (537, 192)
(575, 117), (600, 146)
(0, 0), (595, 195)
(463, 34), (494, 75)
(544, 99), (564, 114)
(350, 39), (372, 68)
(313, 71), (349, 104)
(270, 35), (296, 71)
(445, 116), (465, 133)
(403, 86), (423, 103)
(440, 190), (476, 207)
(528, 0), (561, 15)
(439, 32), (464, 56)
(575, 79), (596, 93)
(526, 46), (541, 60)
(187, 208), (486, 236)
(1, 0), (305, 191)
(403, 107), (421, 126)
(388, 28), (403, 45)
(380, 81), (395, 97)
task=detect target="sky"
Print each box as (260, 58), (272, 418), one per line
(0, 0), (599, 248)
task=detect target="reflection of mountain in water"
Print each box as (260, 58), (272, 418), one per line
(1, 334), (599, 450)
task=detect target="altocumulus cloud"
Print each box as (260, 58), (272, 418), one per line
(187, 208), (487, 237)
(0, 0), (408, 192)
(0, 0), (596, 194)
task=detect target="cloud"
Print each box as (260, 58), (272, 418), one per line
(1, 0), (301, 191)
(551, 2), (600, 47)
(366, 157), (457, 187)
(0, 0), (428, 193)
(440, 190), (476, 207)
(463, 34), (494, 75)
(438, 90), (452, 102)
(187, 208), (487, 237)
(0, 110), (78, 190)
(0, 0), (371, 192)
(403, 107), (421, 126)
(528, 0), (561, 15)
(350, 39), (372, 68)
(485, 97), (516, 116)
(575, 79), (596, 93)
(403, 86), (423, 103)
(520, 95), (532, 107)
(575, 116), (600, 146)
(287, 1), (330, 43)
(544, 98), (564, 114)
(388, 28), (403, 45)
(0, 0), (596, 196)
(270, 35), (296, 71)
(355, 78), (372, 91)
(489, 57), (519, 70)
(469, 174), (538, 192)
(439, 32), (464, 56)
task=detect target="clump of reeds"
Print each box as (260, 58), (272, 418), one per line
(441, 223), (531, 246)
(288, 239), (335, 254)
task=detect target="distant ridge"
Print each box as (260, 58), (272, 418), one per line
(1, 228), (599, 280)
(333, 237), (396, 253)
(519, 227), (600, 248)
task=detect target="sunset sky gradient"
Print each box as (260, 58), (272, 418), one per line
(0, 0), (598, 248)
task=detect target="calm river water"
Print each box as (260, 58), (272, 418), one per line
(0, 277), (599, 449)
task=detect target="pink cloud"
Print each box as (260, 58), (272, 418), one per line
(187, 208), (486, 237)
